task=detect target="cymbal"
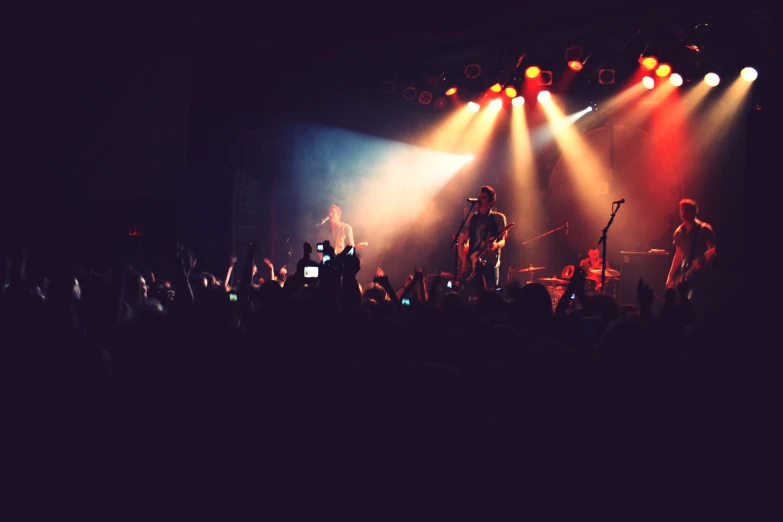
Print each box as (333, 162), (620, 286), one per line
(537, 277), (570, 285)
(510, 265), (546, 273)
(589, 267), (621, 278)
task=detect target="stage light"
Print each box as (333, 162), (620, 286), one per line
(704, 72), (720, 86)
(505, 86), (517, 98)
(537, 90), (551, 102)
(490, 83), (502, 93)
(537, 71), (553, 85)
(418, 91), (433, 104)
(588, 101), (598, 111)
(489, 98), (503, 110)
(467, 101), (480, 112)
(684, 23), (712, 53)
(464, 64), (482, 78)
(511, 96), (525, 107)
(640, 56), (659, 70)
(445, 86), (458, 96)
(598, 69), (615, 84)
(565, 45), (583, 61)
(525, 66), (541, 79)
(669, 73), (683, 86)
(642, 76), (655, 89)
(741, 67), (758, 81)
(401, 86), (418, 100)
(434, 97), (447, 110)
(568, 60), (583, 71)
(655, 64), (672, 77)
(465, 154), (475, 162)
(381, 80), (396, 94)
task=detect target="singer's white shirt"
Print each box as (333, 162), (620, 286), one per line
(326, 222), (355, 254)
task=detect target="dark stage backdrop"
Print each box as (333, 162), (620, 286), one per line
(8, 58), (192, 269)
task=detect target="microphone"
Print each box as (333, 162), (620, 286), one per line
(315, 216), (329, 227)
(613, 198), (626, 205)
(467, 197), (478, 203)
(566, 221), (569, 235)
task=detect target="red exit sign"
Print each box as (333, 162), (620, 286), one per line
(128, 227), (142, 237)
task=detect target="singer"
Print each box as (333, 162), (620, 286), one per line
(458, 185), (508, 292)
(319, 204), (355, 254)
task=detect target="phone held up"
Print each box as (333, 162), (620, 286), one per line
(229, 292), (238, 302)
(304, 266), (319, 279)
(316, 243), (324, 252)
(401, 297), (411, 306)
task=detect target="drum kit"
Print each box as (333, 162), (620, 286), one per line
(508, 264), (622, 311)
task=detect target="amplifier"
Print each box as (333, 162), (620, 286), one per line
(619, 251), (671, 313)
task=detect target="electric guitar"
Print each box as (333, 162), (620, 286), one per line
(463, 222), (516, 282)
(672, 246), (717, 285)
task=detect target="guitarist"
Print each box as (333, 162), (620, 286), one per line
(666, 198), (716, 291)
(459, 185), (508, 292)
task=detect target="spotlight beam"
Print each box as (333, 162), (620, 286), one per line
(539, 97), (609, 212)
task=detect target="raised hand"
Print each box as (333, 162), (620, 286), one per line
(570, 265), (586, 294)
(637, 277), (655, 310)
(342, 249), (360, 278)
(169, 243), (197, 277)
(375, 267), (385, 279)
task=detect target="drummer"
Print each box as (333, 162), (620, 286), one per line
(579, 247), (610, 291)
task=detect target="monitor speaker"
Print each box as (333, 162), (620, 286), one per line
(619, 251), (671, 314)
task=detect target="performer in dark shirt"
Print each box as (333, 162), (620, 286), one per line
(458, 185), (508, 291)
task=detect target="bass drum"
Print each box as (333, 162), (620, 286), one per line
(545, 285), (566, 312)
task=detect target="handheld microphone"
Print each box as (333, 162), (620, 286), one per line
(467, 197), (478, 203)
(566, 221), (569, 235)
(315, 216), (329, 227)
(613, 198), (626, 205)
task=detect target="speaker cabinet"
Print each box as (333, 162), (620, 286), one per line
(619, 251), (671, 313)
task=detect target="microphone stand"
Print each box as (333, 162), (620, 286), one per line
(450, 201), (477, 280)
(598, 201), (623, 292)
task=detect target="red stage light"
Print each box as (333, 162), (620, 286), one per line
(655, 64), (672, 77)
(568, 60), (583, 71)
(598, 69), (615, 84)
(505, 86), (517, 98)
(490, 83), (502, 93)
(525, 66), (541, 79)
(445, 86), (458, 96)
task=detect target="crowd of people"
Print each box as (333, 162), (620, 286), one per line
(1, 193), (753, 519)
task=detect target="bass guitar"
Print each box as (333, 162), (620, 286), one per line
(463, 222), (516, 282)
